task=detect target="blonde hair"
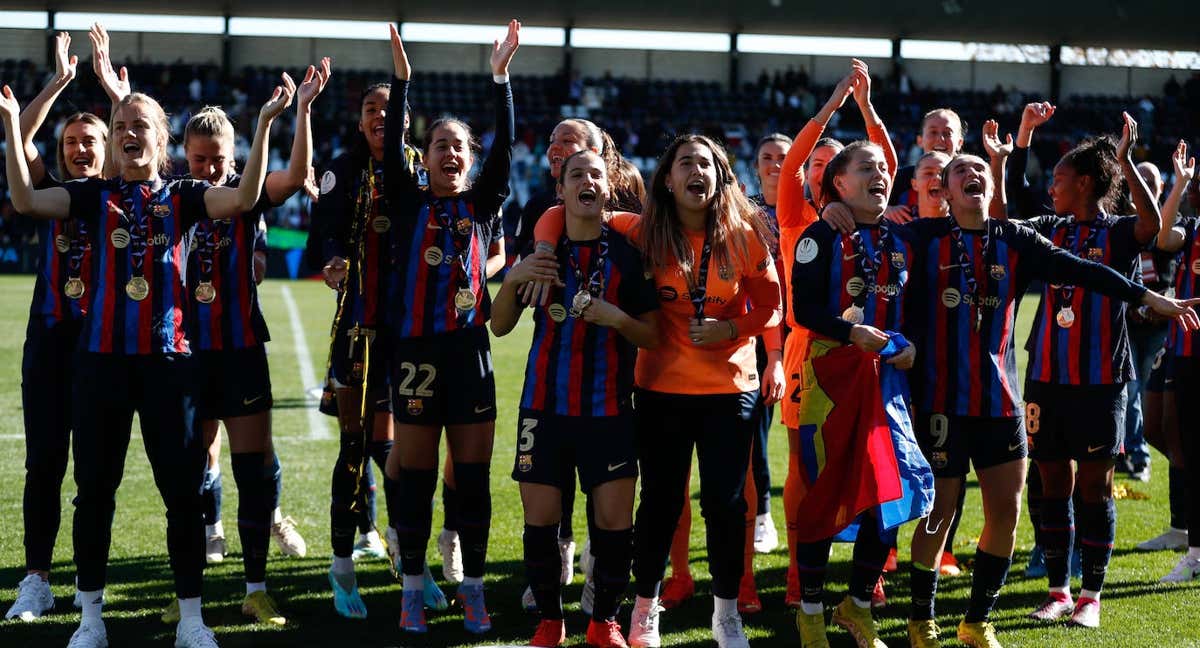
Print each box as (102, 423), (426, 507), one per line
(639, 134), (774, 276)
(57, 112), (108, 180)
(185, 106), (235, 145)
(110, 93), (173, 174)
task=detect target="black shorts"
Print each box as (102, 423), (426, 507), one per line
(328, 325), (391, 414)
(915, 412), (1026, 478)
(1146, 347), (1175, 394)
(194, 346), (273, 421)
(391, 327), (496, 426)
(1024, 380), (1126, 462)
(511, 408), (637, 492)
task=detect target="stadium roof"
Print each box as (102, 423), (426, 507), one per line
(12, 1), (1200, 52)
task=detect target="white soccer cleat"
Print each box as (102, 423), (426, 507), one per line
(1160, 554), (1200, 583)
(205, 522), (227, 564)
(712, 608), (750, 648)
(270, 516), (307, 557)
(627, 596), (663, 648)
(753, 513), (779, 554)
(66, 620), (108, 648)
(559, 536), (577, 585)
(5, 574), (53, 621)
(438, 528), (465, 584)
(1137, 528), (1188, 552)
(351, 529), (386, 561)
(175, 617), (220, 647)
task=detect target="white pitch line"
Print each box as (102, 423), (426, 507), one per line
(281, 283), (330, 440)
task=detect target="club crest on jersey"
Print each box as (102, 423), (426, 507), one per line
(931, 450), (948, 469)
(718, 264), (731, 281)
(406, 398), (423, 416)
(1087, 247), (1104, 261)
(319, 170), (336, 195)
(989, 264), (1006, 280)
(152, 202), (171, 218)
(796, 238), (819, 264)
(518, 454), (533, 473)
(941, 287), (962, 308)
(890, 251), (905, 269)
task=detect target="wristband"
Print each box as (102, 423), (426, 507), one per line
(493, 73), (509, 84)
(535, 241), (555, 254)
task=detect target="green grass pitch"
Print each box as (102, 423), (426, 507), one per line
(0, 276), (1195, 647)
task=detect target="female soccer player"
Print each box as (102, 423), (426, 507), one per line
(382, 21), (518, 635)
(1147, 140), (1200, 584)
(169, 58), (329, 626)
(1015, 112), (1162, 628)
(5, 32), (105, 623)
(493, 149), (659, 648)
(825, 153), (1200, 648)
(912, 151), (951, 219)
(1, 74), (293, 648)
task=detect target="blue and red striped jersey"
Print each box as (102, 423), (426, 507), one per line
(520, 230), (658, 416)
(27, 177), (92, 325)
(186, 174), (271, 351)
(1169, 216), (1200, 357)
(384, 77), (513, 339)
(65, 177), (209, 354)
(790, 220), (914, 344)
(1023, 214), (1141, 385)
(904, 217), (1145, 417)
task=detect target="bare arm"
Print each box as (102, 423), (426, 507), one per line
(265, 58), (330, 205)
(1116, 112), (1161, 245)
(205, 77), (295, 219)
(982, 119), (1013, 220)
(491, 250), (560, 336)
(20, 32), (77, 186)
(1158, 140), (1194, 252)
(486, 238), (506, 278)
(89, 23), (130, 106)
(1, 87), (71, 219)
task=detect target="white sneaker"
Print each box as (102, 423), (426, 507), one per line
(5, 574), (53, 621)
(438, 528), (464, 584)
(270, 516), (307, 557)
(559, 536), (577, 585)
(579, 538), (594, 580)
(712, 609), (750, 648)
(753, 513), (779, 554)
(352, 530), (386, 561)
(175, 617), (220, 647)
(627, 596), (662, 647)
(205, 522), (227, 564)
(521, 585), (538, 612)
(1138, 527), (1188, 552)
(580, 578), (595, 617)
(66, 620), (108, 648)
(1160, 554), (1200, 583)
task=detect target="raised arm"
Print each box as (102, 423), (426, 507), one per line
(475, 20), (520, 210)
(89, 23), (130, 106)
(383, 23), (419, 195)
(20, 32), (77, 185)
(265, 58), (330, 205)
(1116, 112), (1161, 245)
(777, 71), (854, 229)
(851, 59), (897, 182)
(982, 119), (1014, 220)
(1, 86), (71, 219)
(1158, 140), (1194, 253)
(1009, 101), (1055, 219)
(204, 77), (295, 219)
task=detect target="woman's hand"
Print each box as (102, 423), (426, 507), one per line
(0, 85), (20, 122)
(296, 57), (331, 110)
(89, 23), (130, 103)
(490, 19), (521, 77)
(1142, 291), (1200, 331)
(885, 342), (916, 370)
(580, 298), (626, 328)
(52, 32), (77, 85)
(258, 74), (296, 123)
(389, 24), (410, 81)
(1172, 140), (1195, 187)
(322, 256), (347, 289)
(505, 249), (560, 286)
(982, 119), (1014, 160)
(850, 58), (872, 110)
(761, 355), (785, 405)
(821, 201), (856, 235)
(1116, 111), (1139, 162)
(688, 318), (735, 346)
(849, 324), (889, 353)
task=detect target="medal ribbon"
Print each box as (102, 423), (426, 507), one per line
(1056, 216), (1106, 310)
(196, 219), (224, 285)
(949, 219), (991, 329)
(686, 228), (714, 322)
(431, 200), (474, 293)
(848, 220), (890, 308)
(564, 224), (609, 297)
(65, 219), (88, 284)
(120, 181), (151, 281)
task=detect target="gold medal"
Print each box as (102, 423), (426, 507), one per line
(110, 227), (130, 249)
(454, 288), (477, 312)
(55, 235), (70, 254)
(1056, 306), (1075, 328)
(371, 216), (391, 233)
(194, 281), (216, 304)
(63, 278), (85, 300)
(548, 303), (568, 322)
(570, 290), (593, 317)
(125, 276), (149, 301)
(423, 246), (445, 266)
(842, 305), (865, 324)
(846, 277), (865, 297)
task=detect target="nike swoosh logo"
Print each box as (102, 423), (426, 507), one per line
(1008, 443), (1022, 452)
(940, 264), (960, 271)
(243, 395), (264, 406)
(607, 462), (629, 472)
(474, 405), (493, 414)
(1088, 444), (1108, 453)
(843, 254), (858, 261)
(426, 222), (443, 229)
